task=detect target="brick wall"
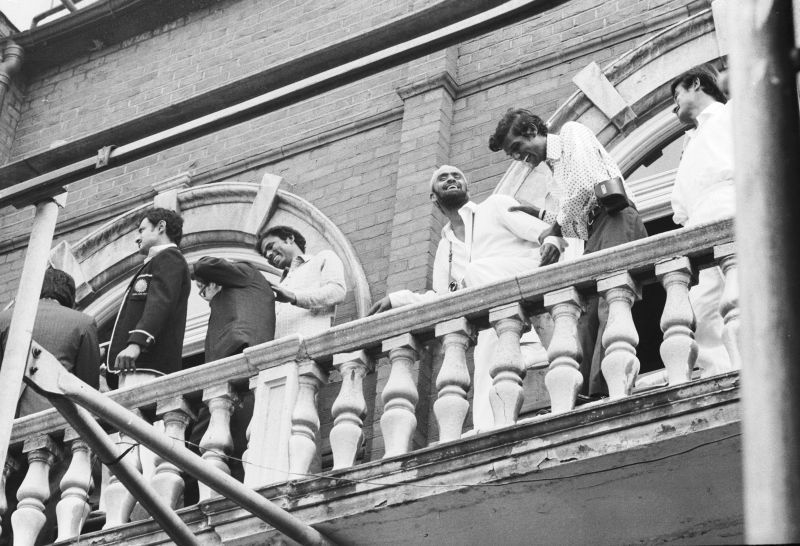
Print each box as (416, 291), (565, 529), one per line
(0, 0), (711, 459)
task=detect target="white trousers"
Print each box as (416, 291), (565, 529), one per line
(690, 266), (732, 377)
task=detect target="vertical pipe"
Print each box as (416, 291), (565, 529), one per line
(728, 1), (800, 543)
(0, 199), (60, 472)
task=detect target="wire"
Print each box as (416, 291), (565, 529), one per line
(112, 431), (741, 491)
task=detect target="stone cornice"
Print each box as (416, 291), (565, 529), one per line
(396, 70), (459, 101)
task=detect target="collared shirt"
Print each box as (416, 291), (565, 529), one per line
(274, 250), (347, 338)
(543, 121), (635, 240)
(671, 101), (735, 227)
(145, 243), (178, 263)
(389, 194), (564, 307)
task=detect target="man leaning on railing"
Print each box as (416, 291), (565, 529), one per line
(368, 164), (564, 432)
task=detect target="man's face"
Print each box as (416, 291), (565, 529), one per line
(431, 169), (469, 208)
(501, 128), (547, 168)
(195, 280), (221, 302)
(672, 82), (700, 125)
(135, 218), (163, 255)
(260, 235), (296, 269)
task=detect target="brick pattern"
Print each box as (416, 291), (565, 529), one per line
(384, 48), (457, 295)
(0, 0), (714, 463)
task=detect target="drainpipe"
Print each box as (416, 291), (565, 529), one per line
(0, 40), (24, 114)
(60, 0), (80, 12)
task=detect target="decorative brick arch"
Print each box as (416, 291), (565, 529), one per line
(57, 177), (370, 354)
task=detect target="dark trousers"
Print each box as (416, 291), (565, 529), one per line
(579, 204), (648, 396)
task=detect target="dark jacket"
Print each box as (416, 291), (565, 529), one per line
(107, 246), (191, 376)
(0, 299), (101, 416)
(194, 257), (275, 361)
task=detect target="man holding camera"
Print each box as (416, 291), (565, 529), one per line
(488, 109), (648, 398)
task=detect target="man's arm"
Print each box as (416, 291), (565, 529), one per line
(369, 239), (449, 314)
(286, 250), (347, 309)
(193, 256), (253, 287)
(499, 195), (564, 265)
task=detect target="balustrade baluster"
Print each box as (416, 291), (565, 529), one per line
(0, 456), (20, 539)
(488, 304), (527, 427)
(198, 384), (236, 501)
(598, 272), (642, 399)
(11, 436), (58, 546)
(433, 318), (475, 442)
(243, 361), (299, 488)
(715, 243), (742, 371)
(55, 427), (92, 541)
(381, 334), (421, 458)
(151, 397), (193, 509)
(330, 351), (372, 470)
(289, 361), (328, 477)
(102, 430), (139, 528)
(656, 257), (698, 385)
(544, 288), (585, 414)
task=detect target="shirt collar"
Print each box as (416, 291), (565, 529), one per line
(145, 243), (177, 263)
(545, 133), (561, 168)
(696, 101), (726, 128)
(442, 201), (477, 238)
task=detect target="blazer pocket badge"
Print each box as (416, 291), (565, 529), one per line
(131, 274), (152, 298)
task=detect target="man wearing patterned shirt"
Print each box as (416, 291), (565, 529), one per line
(257, 225), (346, 338)
(489, 109), (647, 397)
(670, 66), (734, 377)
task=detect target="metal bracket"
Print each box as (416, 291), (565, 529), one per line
(95, 145), (116, 168)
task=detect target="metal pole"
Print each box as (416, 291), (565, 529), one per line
(46, 394), (199, 545)
(23, 346), (337, 546)
(728, 1), (800, 543)
(0, 198), (61, 472)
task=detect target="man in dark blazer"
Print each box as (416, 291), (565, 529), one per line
(189, 256), (275, 484)
(106, 207), (191, 388)
(192, 256), (276, 361)
(0, 267), (101, 416)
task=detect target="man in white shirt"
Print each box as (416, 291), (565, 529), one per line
(368, 165), (563, 431)
(670, 65), (735, 377)
(257, 225), (347, 338)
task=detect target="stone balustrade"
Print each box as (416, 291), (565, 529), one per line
(2, 219), (740, 540)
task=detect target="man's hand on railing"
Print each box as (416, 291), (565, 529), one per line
(539, 243), (561, 266)
(115, 343), (141, 372)
(367, 296), (393, 315)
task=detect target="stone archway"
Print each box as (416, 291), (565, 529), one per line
(50, 174), (371, 355)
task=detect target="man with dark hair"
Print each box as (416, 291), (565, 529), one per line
(257, 225), (346, 338)
(489, 109), (648, 398)
(670, 65), (735, 377)
(0, 267), (101, 416)
(0, 267), (102, 546)
(189, 256), (276, 481)
(192, 257), (276, 362)
(107, 207), (191, 385)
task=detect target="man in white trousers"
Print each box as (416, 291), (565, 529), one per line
(369, 165), (563, 431)
(671, 65), (736, 376)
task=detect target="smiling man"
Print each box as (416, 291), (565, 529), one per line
(368, 165), (563, 431)
(489, 110), (648, 399)
(256, 225), (346, 338)
(107, 207), (191, 387)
